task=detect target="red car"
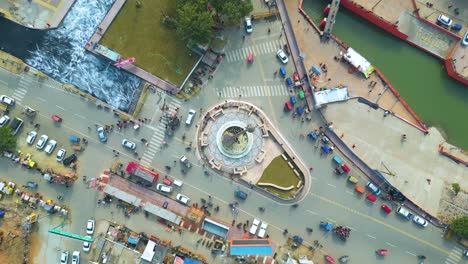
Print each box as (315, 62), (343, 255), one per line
(366, 194), (377, 202)
(381, 204), (392, 214)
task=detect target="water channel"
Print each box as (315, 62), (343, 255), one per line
(303, 1), (468, 149)
(0, 0), (140, 111)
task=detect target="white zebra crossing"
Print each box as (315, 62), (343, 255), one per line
(139, 98), (182, 167)
(445, 246), (463, 264)
(225, 40), (283, 62)
(220, 85), (288, 98)
(12, 76), (33, 103)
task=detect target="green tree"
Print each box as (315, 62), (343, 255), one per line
(176, 2), (213, 44)
(450, 216), (468, 238)
(451, 183), (460, 195)
(211, 0), (253, 24)
(0, 126), (17, 151)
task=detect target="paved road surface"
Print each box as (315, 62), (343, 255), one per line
(0, 19), (463, 264)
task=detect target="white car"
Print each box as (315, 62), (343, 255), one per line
(437, 15), (452, 27)
(176, 193), (190, 205)
(0, 95), (14, 106)
(366, 182), (381, 195)
(122, 139), (136, 150)
(60, 251), (69, 264)
(249, 218), (260, 235)
(44, 140), (57, 154)
(245, 17), (253, 33)
(26, 131), (37, 144)
(71, 251), (80, 264)
(397, 206), (414, 220)
(413, 215), (428, 227)
(462, 31), (468, 46)
(185, 109), (196, 125)
(36, 134), (48, 149)
(56, 149), (66, 162)
(257, 222), (269, 238)
(83, 236), (92, 252)
(276, 49), (288, 64)
(86, 219), (95, 235)
(156, 184), (172, 193)
(0, 115), (10, 127)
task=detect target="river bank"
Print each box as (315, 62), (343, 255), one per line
(302, 0), (468, 150)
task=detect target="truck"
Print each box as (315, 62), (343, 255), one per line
(10, 117), (23, 135)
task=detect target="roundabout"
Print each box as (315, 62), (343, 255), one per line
(197, 101), (310, 201)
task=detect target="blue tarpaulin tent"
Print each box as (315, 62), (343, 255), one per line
(311, 66), (321, 75)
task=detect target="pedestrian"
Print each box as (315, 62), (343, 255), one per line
(297, 19), (300, 23)
(351, 144), (356, 149)
(340, 133), (344, 138)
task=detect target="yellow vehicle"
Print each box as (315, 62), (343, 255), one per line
(0, 102), (7, 113)
(348, 176), (359, 184)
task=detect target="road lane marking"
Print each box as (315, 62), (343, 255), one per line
(367, 234), (377, 239)
(306, 210), (318, 215)
(348, 226), (357, 231)
(0, 79), (7, 85)
(327, 183), (336, 188)
(310, 176), (318, 180)
(309, 192), (450, 255)
(405, 251), (417, 256)
(385, 242), (396, 248)
(74, 114), (85, 119)
(37, 97), (46, 102)
(346, 190), (354, 195)
(326, 218), (336, 223)
(56, 105), (66, 110)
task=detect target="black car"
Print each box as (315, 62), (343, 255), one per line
(63, 154), (77, 166)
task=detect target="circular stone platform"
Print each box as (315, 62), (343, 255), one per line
(199, 104), (266, 173)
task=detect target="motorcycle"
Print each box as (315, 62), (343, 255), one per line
(376, 249), (388, 256)
(306, 227), (313, 233)
(165, 166), (171, 171)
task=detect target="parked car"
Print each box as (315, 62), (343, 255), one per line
(97, 126), (107, 142)
(277, 49), (289, 64)
(122, 139), (136, 150)
(0, 95), (14, 106)
(397, 206), (414, 220)
(71, 251), (80, 264)
(176, 193), (190, 205)
(354, 185), (365, 194)
(462, 31), (468, 46)
(60, 251), (69, 264)
(381, 204), (392, 214)
(366, 182), (382, 195)
(235, 190), (248, 200)
(244, 17), (253, 33)
(437, 15), (452, 27)
(44, 140), (57, 154)
(156, 184), (172, 193)
(366, 193), (377, 202)
(249, 218), (260, 235)
(0, 115), (10, 127)
(413, 215), (428, 227)
(26, 131), (37, 144)
(185, 109), (196, 125)
(36, 134), (48, 149)
(63, 154), (77, 166)
(9, 117), (23, 135)
(257, 222), (269, 238)
(56, 149), (66, 162)
(86, 219), (95, 235)
(83, 236), (92, 252)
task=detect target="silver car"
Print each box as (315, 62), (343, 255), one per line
(36, 134), (48, 149)
(26, 131), (37, 144)
(276, 49), (288, 64)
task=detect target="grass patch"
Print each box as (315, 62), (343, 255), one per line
(258, 156), (300, 199)
(100, 0), (198, 85)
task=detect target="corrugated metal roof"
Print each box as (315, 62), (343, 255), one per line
(143, 202), (182, 225)
(103, 185), (142, 206)
(230, 245), (273, 255)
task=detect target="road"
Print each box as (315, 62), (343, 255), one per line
(0, 18), (464, 264)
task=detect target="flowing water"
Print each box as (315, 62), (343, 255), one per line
(302, 1), (468, 149)
(1, 0), (141, 111)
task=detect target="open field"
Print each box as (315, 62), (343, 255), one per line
(100, 0), (198, 86)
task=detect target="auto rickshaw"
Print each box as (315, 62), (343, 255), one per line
(247, 53), (254, 63)
(51, 115), (62, 122)
(298, 90), (305, 99)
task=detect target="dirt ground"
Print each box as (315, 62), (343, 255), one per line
(437, 185), (468, 223)
(0, 198), (38, 264)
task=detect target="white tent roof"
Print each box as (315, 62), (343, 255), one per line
(103, 185), (142, 206)
(315, 87), (349, 105)
(141, 240), (156, 261)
